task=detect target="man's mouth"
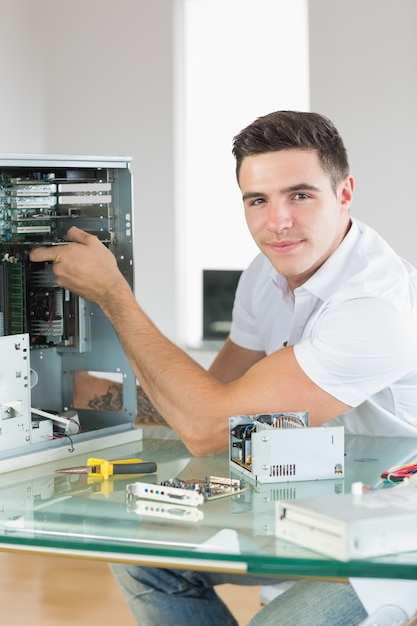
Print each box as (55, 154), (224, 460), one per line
(265, 239), (303, 252)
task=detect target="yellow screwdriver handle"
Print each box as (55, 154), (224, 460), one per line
(87, 457), (149, 479)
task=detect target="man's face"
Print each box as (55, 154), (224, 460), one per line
(239, 149), (354, 291)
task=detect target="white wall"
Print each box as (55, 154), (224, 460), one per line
(178, 0), (310, 346)
(0, 2), (46, 152)
(309, 0), (417, 266)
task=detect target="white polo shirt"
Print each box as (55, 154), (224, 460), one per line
(230, 219), (417, 436)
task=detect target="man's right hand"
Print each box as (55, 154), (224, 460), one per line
(29, 227), (128, 308)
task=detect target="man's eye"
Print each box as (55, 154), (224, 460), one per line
(293, 193), (309, 200)
(251, 198), (265, 206)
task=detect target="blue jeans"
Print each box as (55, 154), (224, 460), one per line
(110, 564), (368, 625)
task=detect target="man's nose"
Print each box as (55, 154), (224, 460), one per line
(266, 202), (293, 232)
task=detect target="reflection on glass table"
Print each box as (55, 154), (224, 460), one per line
(0, 433), (416, 581)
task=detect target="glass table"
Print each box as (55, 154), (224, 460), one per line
(0, 430), (416, 582)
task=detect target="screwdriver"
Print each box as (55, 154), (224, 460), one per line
(56, 457), (157, 480)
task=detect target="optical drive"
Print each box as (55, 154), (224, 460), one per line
(275, 486), (417, 561)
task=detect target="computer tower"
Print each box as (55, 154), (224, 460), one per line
(0, 154), (139, 470)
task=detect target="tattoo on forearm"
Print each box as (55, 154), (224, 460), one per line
(135, 386), (167, 426)
(86, 381), (167, 426)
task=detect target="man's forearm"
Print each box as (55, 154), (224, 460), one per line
(135, 385), (167, 426)
(100, 288), (228, 455)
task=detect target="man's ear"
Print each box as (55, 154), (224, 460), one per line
(339, 175), (354, 211)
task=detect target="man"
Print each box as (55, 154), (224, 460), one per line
(30, 111), (417, 625)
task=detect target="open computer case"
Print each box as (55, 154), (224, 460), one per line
(0, 154), (139, 471)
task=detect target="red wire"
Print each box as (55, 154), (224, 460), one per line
(381, 462), (417, 482)
(30, 302), (55, 344)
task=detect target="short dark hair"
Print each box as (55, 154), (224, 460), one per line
(232, 111), (349, 192)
